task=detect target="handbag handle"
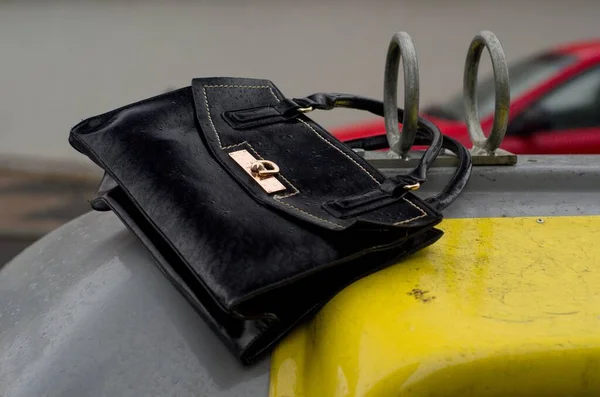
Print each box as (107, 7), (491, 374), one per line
(224, 91), (469, 211)
(281, 93), (471, 211)
(223, 92), (448, 189)
(225, 90), (468, 211)
(284, 31), (470, 210)
(224, 31), (481, 211)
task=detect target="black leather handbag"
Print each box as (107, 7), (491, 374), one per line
(68, 34), (472, 364)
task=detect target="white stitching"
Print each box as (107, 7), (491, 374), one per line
(295, 107), (428, 225)
(273, 197), (342, 228)
(203, 85), (279, 149)
(247, 142), (340, 227)
(204, 84), (378, 183)
(296, 118), (380, 185)
(241, 144), (303, 202)
(295, 114), (428, 223)
(204, 84), (279, 102)
(273, 191), (298, 200)
(203, 87), (224, 148)
(245, 144), (340, 227)
(222, 142), (246, 150)
(239, 142), (265, 160)
(227, 141), (334, 226)
(202, 84), (342, 228)
(269, 174), (341, 227)
(202, 84), (426, 227)
(393, 197), (427, 225)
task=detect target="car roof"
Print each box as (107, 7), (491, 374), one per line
(552, 39), (600, 60)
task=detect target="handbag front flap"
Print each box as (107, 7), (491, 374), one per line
(191, 77), (440, 231)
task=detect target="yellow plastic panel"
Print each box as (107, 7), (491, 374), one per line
(270, 216), (600, 397)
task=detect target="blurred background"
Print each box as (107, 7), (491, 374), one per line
(1, 0), (599, 264)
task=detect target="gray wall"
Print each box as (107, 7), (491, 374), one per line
(1, 0), (599, 169)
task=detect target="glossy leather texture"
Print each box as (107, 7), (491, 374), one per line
(68, 77), (471, 364)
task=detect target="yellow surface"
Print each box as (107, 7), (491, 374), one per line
(269, 216), (600, 397)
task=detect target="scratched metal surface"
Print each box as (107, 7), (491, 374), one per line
(1, 155), (599, 397)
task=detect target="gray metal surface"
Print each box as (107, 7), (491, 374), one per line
(0, 212), (270, 397)
(1, 155), (599, 397)
(385, 155), (600, 218)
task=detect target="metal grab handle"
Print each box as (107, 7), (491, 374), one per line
(383, 32), (420, 159)
(463, 31), (510, 155)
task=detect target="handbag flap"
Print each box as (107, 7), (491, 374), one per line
(191, 77), (440, 231)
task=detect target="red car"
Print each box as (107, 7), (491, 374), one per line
(332, 40), (600, 154)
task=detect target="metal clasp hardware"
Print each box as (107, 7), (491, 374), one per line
(297, 106), (313, 113)
(404, 182), (420, 191)
(229, 150), (287, 194)
(250, 160), (280, 177)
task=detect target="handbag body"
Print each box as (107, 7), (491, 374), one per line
(69, 77), (471, 363)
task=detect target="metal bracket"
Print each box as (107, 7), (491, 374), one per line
(383, 32), (420, 159)
(364, 30), (517, 168)
(355, 147), (517, 168)
(463, 31), (516, 165)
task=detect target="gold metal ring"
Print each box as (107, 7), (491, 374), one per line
(297, 106), (313, 113)
(403, 182), (420, 191)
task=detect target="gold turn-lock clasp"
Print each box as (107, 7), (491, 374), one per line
(250, 160), (280, 177)
(229, 150), (287, 194)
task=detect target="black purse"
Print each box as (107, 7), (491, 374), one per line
(68, 33), (472, 364)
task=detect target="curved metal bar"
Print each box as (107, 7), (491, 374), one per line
(463, 30), (510, 154)
(383, 31), (420, 158)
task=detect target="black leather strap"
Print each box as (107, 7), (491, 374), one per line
(290, 93), (471, 212)
(225, 92), (471, 212)
(346, 132), (471, 212)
